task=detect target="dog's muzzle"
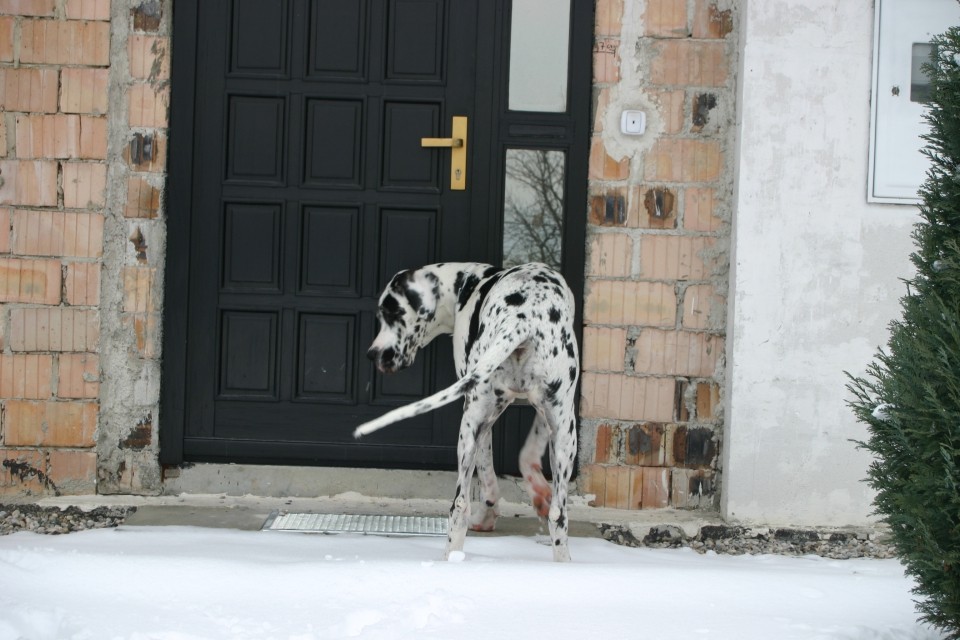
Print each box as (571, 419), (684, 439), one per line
(368, 346), (402, 374)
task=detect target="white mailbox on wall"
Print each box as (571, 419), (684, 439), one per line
(869, 0), (960, 203)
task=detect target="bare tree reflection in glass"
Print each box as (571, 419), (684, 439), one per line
(502, 149), (565, 269)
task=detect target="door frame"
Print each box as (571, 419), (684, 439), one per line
(160, 0), (594, 466)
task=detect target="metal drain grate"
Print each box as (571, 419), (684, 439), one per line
(262, 512), (448, 537)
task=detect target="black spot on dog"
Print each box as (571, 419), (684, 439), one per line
(517, 313), (526, 320)
(457, 274), (481, 309)
(465, 272), (504, 360)
(548, 307), (561, 323)
(569, 366), (577, 381)
(381, 295), (406, 326)
(504, 292), (526, 306)
(565, 342), (575, 358)
(545, 378), (562, 404)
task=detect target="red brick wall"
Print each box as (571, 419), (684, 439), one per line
(0, 0), (111, 496)
(579, 0), (734, 509)
(0, 0), (169, 496)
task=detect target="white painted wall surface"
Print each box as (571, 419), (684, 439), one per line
(723, 0), (921, 526)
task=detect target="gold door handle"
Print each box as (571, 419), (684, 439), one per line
(420, 116), (467, 190)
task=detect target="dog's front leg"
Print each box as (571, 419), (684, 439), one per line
(445, 402), (497, 560)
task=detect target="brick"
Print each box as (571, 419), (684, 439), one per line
(10, 307), (99, 352)
(14, 210), (105, 258)
(20, 19), (110, 66)
(692, 0), (733, 39)
(125, 176), (160, 219)
(0, 208), (9, 253)
(3, 400), (97, 447)
(644, 0), (688, 37)
(0, 257), (61, 304)
(0, 67), (59, 113)
(0, 354), (53, 398)
(603, 465), (633, 509)
(641, 466), (671, 508)
(593, 87), (610, 134)
(124, 312), (160, 358)
(60, 68), (109, 114)
(15, 114), (107, 160)
(644, 138), (722, 183)
(682, 283), (721, 330)
(0, 117), (6, 157)
(0, 160), (59, 207)
(129, 83), (170, 128)
(581, 372), (676, 422)
(582, 326), (627, 372)
(129, 34), (170, 81)
(594, 424), (615, 464)
(672, 426), (717, 468)
(131, 1), (162, 32)
(633, 328), (722, 377)
(584, 280), (676, 326)
(671, 468), (713, 508)
(65, 261), (100, 305)
(684, 187), (722, 232)
(47, 449), (97, 494)
(588, 233), (632, 278)
(639, 235), (714, 281)
(65, 0), (111, 20)
(654, 89), (685, 134)
(624, 423), (665, 466)
(589, 189), (628, 226)
(593, 39), (620, 84)
(595, 0), (623, 37)
(58, 353), (99, 398)
(650, 40), (727, 87)
(62, 162), (107, 209)
(123, 266), (156, 313)
(589, 138), (629, 181)
(579, 464), (607, 506)
(0, 449), (46, 495)
(0, 0), (55, 16)
(124, 132), (167, 173)
(0, 16), (13, 61)
(630, 186), (678, 229)
(695, 382), (720, 420)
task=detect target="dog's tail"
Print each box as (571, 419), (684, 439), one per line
(353, 331), (526, 439)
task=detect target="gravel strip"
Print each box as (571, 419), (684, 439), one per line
(599, 523), (898, 559)
(0, 504), (135, 536)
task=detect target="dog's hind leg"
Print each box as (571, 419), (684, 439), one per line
(469, 428), (500, 532)
(545, 406), (577, 563)
(519, 415), (553, 518)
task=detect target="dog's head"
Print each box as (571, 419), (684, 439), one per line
(367, 269), (440, 374)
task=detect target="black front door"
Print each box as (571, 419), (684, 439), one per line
(162, 0), (591, 470)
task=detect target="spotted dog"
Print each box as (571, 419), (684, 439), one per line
(355, 262), (580, 562)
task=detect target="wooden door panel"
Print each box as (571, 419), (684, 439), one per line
(222, 202), (282, 292)
(295, 313), (357, 402)
(386, 0), (446, 81)
(303, 98), (364, 188)
(308, 1), (368, 80)
(218, 310), (280, 400)
(229, 1), (289, 77)
(299, 205), (360, 295)
(225, 96), (286, 184)
(381, 102), (441, 190)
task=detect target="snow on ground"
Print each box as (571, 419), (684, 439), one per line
(0, 525), (945, 640)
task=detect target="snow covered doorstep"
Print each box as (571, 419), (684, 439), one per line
(0, 525), (945, 640)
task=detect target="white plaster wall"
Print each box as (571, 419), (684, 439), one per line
(723, 0), (920, 527)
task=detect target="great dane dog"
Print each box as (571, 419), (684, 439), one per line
(355, 262), (580, 562)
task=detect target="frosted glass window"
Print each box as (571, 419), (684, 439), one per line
(911, 42), (934, 102)
(508, 0), (570, 112)
(502, 149), (565, 269)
